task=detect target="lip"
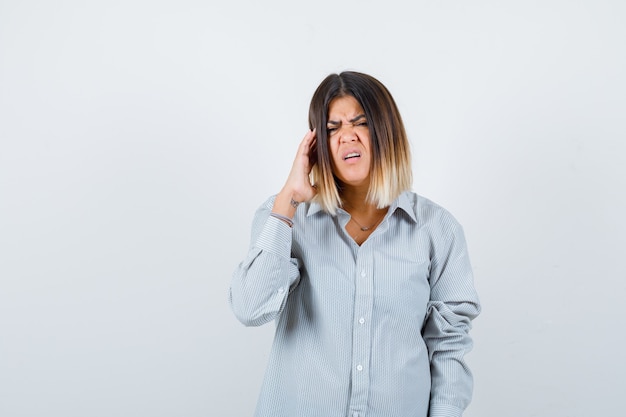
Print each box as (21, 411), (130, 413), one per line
(341, 149), (362, 161)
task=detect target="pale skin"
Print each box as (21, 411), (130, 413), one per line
(272, 95), (388, 245)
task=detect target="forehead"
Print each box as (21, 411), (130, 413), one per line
(327, 95), (364, 119)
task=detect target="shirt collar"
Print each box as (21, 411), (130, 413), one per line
(306, 191), (418, 223)
(391, 191), (418, 224)
(306, 201), (325, 217)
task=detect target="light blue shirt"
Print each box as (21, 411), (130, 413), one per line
(230, 191), (480, 417)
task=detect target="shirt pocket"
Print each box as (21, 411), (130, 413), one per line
(373, 256), (431, 321)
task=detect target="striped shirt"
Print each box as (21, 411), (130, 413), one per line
(230, 191), (480, 417)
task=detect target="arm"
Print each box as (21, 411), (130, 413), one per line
(229, 130), (318, 327)
(229, 199), (301, 326)
(423, 218), (481, 417)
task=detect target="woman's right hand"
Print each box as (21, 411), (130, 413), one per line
(272, 129), (317, 218)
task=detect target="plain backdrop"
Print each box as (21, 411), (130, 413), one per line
(1, 1), (625, 416)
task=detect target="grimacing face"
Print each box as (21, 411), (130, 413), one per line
(326, 95), (372, 189)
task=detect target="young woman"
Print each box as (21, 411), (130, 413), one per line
(230, 71), (480, 417)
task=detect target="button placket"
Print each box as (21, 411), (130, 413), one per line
(348, 247), (373, 415)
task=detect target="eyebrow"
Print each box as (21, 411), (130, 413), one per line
(327, 114), (366, 125)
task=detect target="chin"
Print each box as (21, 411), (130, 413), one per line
(338, 177), (370, 188)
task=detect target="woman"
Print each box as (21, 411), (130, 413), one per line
(230, 71), (480, 417)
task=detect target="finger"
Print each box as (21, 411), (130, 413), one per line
(309, 137), (317, 155)
(306, 129), (317, 148)
(309, 129), (317, 146)
(305, 128), (316, 143)
(298, 130), (312, 149)
(298, 130), (315, 156)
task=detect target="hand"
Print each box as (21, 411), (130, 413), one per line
(272, 129), (317, 217)
(286, 129), (318, 202)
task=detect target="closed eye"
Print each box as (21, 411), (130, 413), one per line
(326, 115), (367, 133)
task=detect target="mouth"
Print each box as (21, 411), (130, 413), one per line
(343, 152), (361, 161)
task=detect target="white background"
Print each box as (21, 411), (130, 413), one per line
(1, 1), (625, 416)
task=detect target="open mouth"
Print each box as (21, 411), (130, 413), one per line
(343, 152), (361, 160)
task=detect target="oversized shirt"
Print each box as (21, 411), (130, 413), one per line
(229, 191), (481, 417)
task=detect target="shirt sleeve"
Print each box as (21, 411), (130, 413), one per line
(229, 198), (301, 327)
(423, 216), (481, 417)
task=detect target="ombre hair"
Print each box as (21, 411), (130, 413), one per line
(309, 71), (413, 214)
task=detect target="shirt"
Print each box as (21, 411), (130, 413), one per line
(229, 191), (481, 417)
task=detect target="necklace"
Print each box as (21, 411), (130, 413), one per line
(350, 212), (385, 231)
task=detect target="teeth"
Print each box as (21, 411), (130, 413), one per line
(344, 152), (360, 160)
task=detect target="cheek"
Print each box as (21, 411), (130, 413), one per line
(358, 136), (367, 150)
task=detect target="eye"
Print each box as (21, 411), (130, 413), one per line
(355, 121), (368, 127)
(327, 126), (338, 134)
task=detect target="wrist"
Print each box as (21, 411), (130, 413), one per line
(272, 189), (301, 218)
(269, 212), (294, 228)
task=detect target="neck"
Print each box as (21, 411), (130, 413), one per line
(340, 184), (389, 243)
(341, 184), (367, 208)
(341, 186), (384, 217)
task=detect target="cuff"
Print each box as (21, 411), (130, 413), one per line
(254, 214), (293, 258)
(429, 403), (463, 417)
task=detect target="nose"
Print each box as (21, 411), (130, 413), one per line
(339, 126), (357, 143)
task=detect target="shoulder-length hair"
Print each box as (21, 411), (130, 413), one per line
(308, 71), (412, 214)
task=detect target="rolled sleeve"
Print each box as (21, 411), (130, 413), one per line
(423, 218), (481, 416)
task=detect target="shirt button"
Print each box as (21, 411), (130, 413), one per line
(359, 317), (365, 324)
(277, 287), (284, 294)
(360, 270), (366, 277)
(356, 364), (363, 371)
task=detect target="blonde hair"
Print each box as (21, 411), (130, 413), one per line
(308, 71), (412, 214)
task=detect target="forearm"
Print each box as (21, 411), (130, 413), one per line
(229, 204), (300, 327)
(425, 301), (478, 416)
(271, 187), (301, 219)
(425, 218), (481, 416)
(230, 130), (314, 325)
